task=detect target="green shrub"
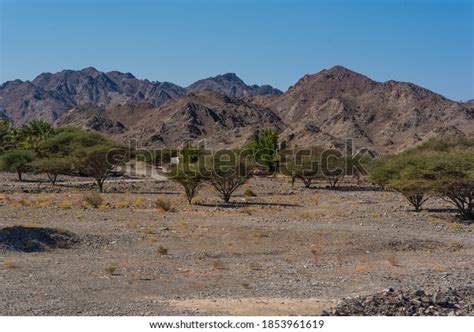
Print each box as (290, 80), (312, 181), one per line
(0, 148), (36, 181)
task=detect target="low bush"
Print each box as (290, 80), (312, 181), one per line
(82, 192), (104, 208)
(155, 197), (175, 212)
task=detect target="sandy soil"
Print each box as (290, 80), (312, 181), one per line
(0, 173), (472, 315)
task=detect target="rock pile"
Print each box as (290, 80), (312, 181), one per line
(324, 288), (473, 316)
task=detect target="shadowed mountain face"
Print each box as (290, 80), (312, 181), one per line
(2, 65), (473, 153)
(58, 91), (284, 149)
(0, 68), (281, 126)
(0, 67), (186, 125)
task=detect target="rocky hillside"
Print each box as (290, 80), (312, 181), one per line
(0, 68), (280, 126)
(257, 66), (473, 153)
(106, 91), (283, 148)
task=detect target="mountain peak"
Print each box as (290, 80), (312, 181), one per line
(187, 73), (282, 98)
(220, 73), (240, 81)
(80, 66), (99, 74)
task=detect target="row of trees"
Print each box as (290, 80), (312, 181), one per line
(2, 121), (471, 221)
(0, 119), (129, 192)
(167, 129), (371, 204)
(369, 136), (474, 220)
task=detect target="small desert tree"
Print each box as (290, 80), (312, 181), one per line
(280, 147), (321, 188)
(205, 150), (253, 203)
(426, 150), (474, 220)
(30, 157), (74, 185)
(389, 179), (432, 212)
(167, 163), (205, 205)
(0, 148), (36, 181)
(74, 143), (130, 192)
(321, 149), (345, 189)
(369, 152), (432, 212)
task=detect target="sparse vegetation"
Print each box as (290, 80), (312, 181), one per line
(167, 164), (204, 205)
(0, 149), (35, 181)
(58, 199), (73, 209)
(82, 192), (104, 208)
(206, 151), (253, 203)
(3, 259), (17, 269)
(244, 188), (257, 197)
(244, 128), (279, 174)
(105, 264), (118, 275)
(370, 136), (474, 220)
(155, 197), (175, 212)
(115, 201), (129, 209)
(157, 245), (168, 255)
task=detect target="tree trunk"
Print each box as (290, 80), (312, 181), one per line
(303, 178), (312, 188)
(96, 178), (104, 193)
(17, 170), (22, 182)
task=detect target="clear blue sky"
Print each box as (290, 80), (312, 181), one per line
(1, 0), (472, 101)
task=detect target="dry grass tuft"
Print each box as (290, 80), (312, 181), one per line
(250, 228), (267, 238)
(447, 222), (464, 230)
(36, 194), (52, 204)
(98, 204), (110, 211)
(244, 188), (257, 197)
(132, 197), (146, 208)
(241, 207), (254, 215)
(354, 264), (370, 273)
(115, 201), (129, 209)
(192, 196), (205, 204)
(432, 264), (448, 272)
(386, 255), (400, 266)
(58, 199), (73, 209)
(17, 197), (33, 207)
(3, 259), (17, 269)
(157, 245), (168, 256)
(212, 259), (225, 270)
(82, 192), (104, 208)
(105, 264), (118, 275)
(156, 197), (176, 212)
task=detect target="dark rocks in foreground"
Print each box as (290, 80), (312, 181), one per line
(323, 287), (474, 316)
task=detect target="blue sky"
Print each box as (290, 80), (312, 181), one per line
(0, 0), (472, 101)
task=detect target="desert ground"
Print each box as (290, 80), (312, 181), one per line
(0, 172), (472, 315)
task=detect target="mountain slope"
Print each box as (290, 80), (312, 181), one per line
(0, 67), (187, 125)
(57, 91), (284, 149)
(257, 66), (473, 153)
(2, 65), (473, 153)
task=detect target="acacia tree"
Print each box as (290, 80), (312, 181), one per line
(75, 143), (130, 192)
(280, 148), (320, 188)
(369, 152), (432, 212)
(206, 150), (253, 203)
(30, 157), (74, 185)
(427, 151), (474, 220)
(167, 164), (204, 205)
(0, 149), (35, 181)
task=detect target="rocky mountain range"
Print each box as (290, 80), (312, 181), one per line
(1, 66), (473, 154)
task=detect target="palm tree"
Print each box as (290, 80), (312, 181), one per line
(20, 119), (55, 152)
